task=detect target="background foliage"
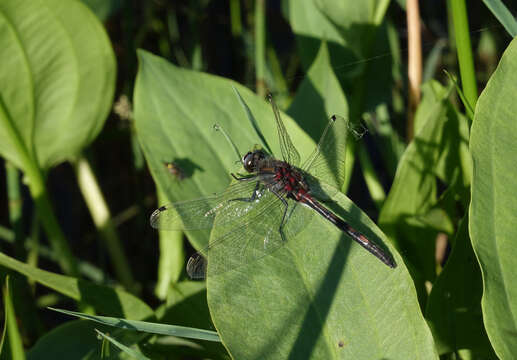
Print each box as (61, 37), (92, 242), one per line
(0, 0), (516, 359)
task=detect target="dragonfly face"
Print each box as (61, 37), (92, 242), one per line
(242, 150), (266, 173)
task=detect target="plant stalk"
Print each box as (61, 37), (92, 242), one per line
(0, 96), (78, 276)
(74, 156), (136, 293)
(5, 162), (23, 257)
(406, 0), (422, 141)
(230, 0), (242, 37)
(255, 0), (266, 97)
(449, 0), (478, 110)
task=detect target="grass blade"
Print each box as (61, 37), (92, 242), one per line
(49, 308), (221, 343)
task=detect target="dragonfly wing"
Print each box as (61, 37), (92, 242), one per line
(301, 115), (349, 190)
(150, 179), (262, 230)
(186, 191), (303, 279)
(267, 94), (301, 166)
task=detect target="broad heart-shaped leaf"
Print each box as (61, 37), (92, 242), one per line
(315, 0), (388, 59)
(469, 37), (517, 359)
(0, 252), (153, 321)
(379, 81), (469, 306)
(288, 41), (353, 192)
(133, 49), (314, 251)
(286, 0), (404, 181)
(285, 0), (354, 72)
(425, 216), (496, 357)
(0, 0), (115, 170)
(208, 189), (437, 359)
(285, 0), (387, 72)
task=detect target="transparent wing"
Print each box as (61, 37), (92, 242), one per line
(267, 94), (301, 166)
(301, 115), (349, 190)
(150, 179), (264, 230)
(187, 192), (314, 279)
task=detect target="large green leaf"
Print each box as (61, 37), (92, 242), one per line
(134, 50), (314, 251)
(379, 81), (469, 305)
(288, 42), (352, 192)
(315, 0), (388, 29)
(133, 51), (436, 359)
(285, 0), (346, 70)
(0, 252), (153, 321)
(469, 37), (517, 359)
(0, 0), (115, 170)
(315, 0), (389, 57)
(425, 216), (496, 357)
(287, 1), (404, 184)
(286, 0), (388, 71)
(208, 187), (436, 359)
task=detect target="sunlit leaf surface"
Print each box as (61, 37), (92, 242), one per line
(469, 37), (517, 359)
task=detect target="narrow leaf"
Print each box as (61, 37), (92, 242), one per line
(482, 0), (517, 37)
(94, 330), (150, 360)
(50, 308), (220, 343)
(0, 252), (153, 320)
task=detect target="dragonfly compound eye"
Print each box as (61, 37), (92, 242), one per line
(243, 152), (255, 172)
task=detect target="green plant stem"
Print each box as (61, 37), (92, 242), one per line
(255, 0), (266, 97)
(267, 45), (288, 106)
(5, 162), (46, 339)
(0, 96), (78, 277)
(26, 213), (40, 271)
(229, 0), (242, 37)
(449, 0), (478, 110)
(155, 188), (184, 300)
(2, 277), (26, 360)
(5, 162), (23, 257)
(32, 190), (78, 276)
(74, 156), (136, 293)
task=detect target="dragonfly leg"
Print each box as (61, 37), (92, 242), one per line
(229, 181), (261, 203)
(231, 173), (257, 181)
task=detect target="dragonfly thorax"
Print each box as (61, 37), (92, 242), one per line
(273, 162), (308, 200)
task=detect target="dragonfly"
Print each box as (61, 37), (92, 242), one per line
(151, 95), (396, 279)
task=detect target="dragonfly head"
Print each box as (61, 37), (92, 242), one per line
(242, 150), (266, 173)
